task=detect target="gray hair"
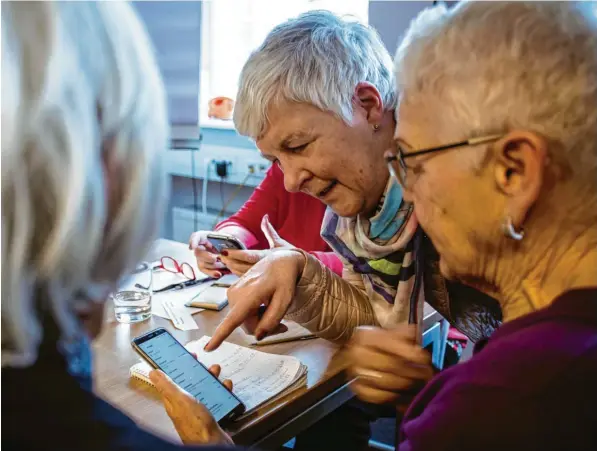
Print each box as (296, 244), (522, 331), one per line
(1, 2), (168, 366)
(394, 2), (597, 198)
(234, 10), (396, 140)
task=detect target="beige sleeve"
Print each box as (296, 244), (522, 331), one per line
(285, 250), (378, 343)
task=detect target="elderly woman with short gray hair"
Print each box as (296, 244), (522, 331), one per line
(347, 2), (597, 449)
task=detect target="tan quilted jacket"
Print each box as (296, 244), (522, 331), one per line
(285, 233), (502, 343)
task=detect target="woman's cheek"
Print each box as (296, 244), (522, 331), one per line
(413, 185), (450, 246)
(412, 187), (434, 231)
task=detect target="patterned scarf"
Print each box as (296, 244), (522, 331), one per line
(321, 177), (420, 326)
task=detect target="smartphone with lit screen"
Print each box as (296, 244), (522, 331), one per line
(131, 328), (245, 425)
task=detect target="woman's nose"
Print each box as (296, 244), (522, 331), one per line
(281, 162), (309, 193)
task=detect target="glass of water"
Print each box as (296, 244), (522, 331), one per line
(111, 261), (152, 323)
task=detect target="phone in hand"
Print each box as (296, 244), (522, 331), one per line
(131, 328), (245, 425)
(206, 233), (246, 254)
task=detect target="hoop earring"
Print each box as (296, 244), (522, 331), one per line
(503, 216), (525, 241)
(373, 124), (380, 131)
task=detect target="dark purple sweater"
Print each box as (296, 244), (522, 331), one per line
(400, 288), (597, 451)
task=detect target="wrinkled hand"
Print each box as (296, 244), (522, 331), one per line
(346, 325), (435, 406)
(205, 249), (305, 351)
(150, 362), (234, 446)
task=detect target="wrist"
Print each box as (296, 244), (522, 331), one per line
(288, 249), (306, 281)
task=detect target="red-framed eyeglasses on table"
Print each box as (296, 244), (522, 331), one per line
(135, 256), (216, 293)
(154, 256), (197, 280)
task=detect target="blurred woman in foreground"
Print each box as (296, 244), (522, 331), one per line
(2, 2), (240, 449)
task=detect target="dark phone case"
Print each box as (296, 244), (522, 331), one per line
(206, 236), (244, 254)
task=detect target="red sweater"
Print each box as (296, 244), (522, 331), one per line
(215, 165), (342, 275)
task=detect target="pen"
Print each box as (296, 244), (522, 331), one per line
(250, 334), (318, 347)
(136, 277), (217, 294)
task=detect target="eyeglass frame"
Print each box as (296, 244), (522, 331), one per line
(153, 256), (197, 281)
(385, 134), (503, 189)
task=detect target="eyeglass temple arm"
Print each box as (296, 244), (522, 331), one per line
(399, 134), (504, 160)
(467, 134), (503, 145)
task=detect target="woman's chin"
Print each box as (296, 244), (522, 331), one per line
(328, 200), (361, 218)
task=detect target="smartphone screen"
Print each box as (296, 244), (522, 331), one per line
(133, 329), (244, 423)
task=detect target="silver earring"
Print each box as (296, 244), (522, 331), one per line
(373, 124), (380, 131)
(503, 216), (525, 241)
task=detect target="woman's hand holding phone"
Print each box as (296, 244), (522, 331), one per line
(189, 215), (296, 277)
(149, 361), (234, 446)
(188, 231), (228, 279)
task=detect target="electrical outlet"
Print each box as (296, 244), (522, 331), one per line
(246, 160), (268, 176)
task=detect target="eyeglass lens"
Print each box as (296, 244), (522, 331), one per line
(161, 256), (179, 273)
(180, 263), (196, 280)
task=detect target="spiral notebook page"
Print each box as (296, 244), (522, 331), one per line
(187, 336), (306, 412)
(130, 335), (307, 415)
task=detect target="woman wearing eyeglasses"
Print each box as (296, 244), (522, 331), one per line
(357, 1), (597, 449)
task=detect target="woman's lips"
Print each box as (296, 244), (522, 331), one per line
(318, 180), (338, 198)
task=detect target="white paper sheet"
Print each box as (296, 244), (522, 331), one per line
(162, 299), (199, 330)
(187, 336), (305, 412)
(151, 270), (206, 318)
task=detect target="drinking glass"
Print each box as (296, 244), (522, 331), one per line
(111, 261), (152, 323)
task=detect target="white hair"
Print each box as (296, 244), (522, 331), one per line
(234, 10), (396, 140)
(394, 1), (597, 201)
(1, 2), (168, 366)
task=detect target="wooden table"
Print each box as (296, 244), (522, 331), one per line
(94, 239), (443, 449)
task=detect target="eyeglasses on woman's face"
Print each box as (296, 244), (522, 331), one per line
(385, 134), (503, 189)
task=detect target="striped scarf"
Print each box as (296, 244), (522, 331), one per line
(321, 177), (420, 327)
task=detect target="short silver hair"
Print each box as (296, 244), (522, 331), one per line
(2, 2), (168, 366)
(394, 2), (597, 196)
(234, 10), (396, 140)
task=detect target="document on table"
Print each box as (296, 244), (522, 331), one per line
(188, 336), (307, 414)
(162, 299), (199, 330)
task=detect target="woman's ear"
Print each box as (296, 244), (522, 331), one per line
(353, 82), (384, 125)
(492, 130), (549, 227)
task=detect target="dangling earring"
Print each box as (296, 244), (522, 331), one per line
(503, 216), (525, 241)
(373, 124), (380, 131)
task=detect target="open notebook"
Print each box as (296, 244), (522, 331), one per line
(130, 335), (307, 419)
